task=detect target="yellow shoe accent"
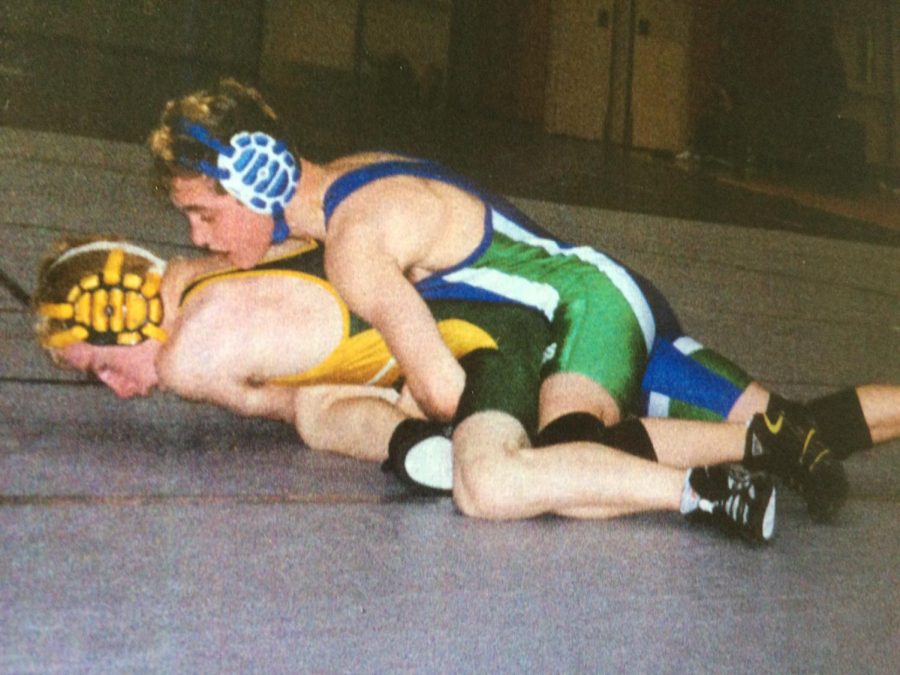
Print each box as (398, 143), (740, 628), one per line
(800, 428), (815, 460)
(807, 447), (832, 472)
(763, 412), (784, 435)
(800, 428), (831, 469)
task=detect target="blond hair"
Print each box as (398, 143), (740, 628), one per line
(147, 78), (288, 194)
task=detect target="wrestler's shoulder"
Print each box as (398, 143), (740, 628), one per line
(323, 151), (410, 176)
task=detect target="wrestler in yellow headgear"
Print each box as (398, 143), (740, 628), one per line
(34, 240), (168, 349)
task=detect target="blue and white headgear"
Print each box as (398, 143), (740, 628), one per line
(178, 120), (300, 243)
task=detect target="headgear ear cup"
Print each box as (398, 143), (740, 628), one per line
(38, 242), (168, 348)
(179, 121), (300, 243)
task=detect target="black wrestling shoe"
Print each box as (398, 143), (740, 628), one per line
(684, 465), (776, 544)
(384, 419), (454, 496)
(745, 409), (848, 523)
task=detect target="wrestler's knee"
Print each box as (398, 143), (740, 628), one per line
(451, 410), (530, 520)
(539, 372), (621, 428)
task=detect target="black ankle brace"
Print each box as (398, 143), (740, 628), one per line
(807, 388), (873, 460)
(743, 393), (810, 467)
(765, 393), (799, 419)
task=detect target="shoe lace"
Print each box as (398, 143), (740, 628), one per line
(721, 471), (756, 528)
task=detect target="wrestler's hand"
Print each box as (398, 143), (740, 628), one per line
(396, 384), (428, 419)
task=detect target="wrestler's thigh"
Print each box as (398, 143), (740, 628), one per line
(547, 272), (648, 412)
(538, 371), (621, 428)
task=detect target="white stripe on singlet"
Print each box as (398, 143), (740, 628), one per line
(647, 392), (671, 418)
(489, 209), (655, 352)
(674, 336), (704, 355)
(366, 357), (397, 386)
(443, 266), (560, 321)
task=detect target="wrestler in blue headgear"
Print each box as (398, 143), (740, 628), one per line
(148, 78), (300, 244)
(176, 120), (300, 244)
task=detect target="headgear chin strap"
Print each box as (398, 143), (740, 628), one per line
(178, 120), (300, 244)
(39, 242), (168, 348)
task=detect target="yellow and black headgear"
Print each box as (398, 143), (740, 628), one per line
(37, 241), (168, 348)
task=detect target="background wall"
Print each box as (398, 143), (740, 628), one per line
(0, 0), (896, 181)
(262, 0), (358, 73)
(834, 0), (897, 170)
(0, 0), (263, 140)
(544, 0), (613, 141)
(630, 0), (691, 152)
(448, 0), (550, 125)
(259, 0), (453, 155)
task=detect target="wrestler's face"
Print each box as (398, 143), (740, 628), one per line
(169, 175), (273, 270)
(57, 340), (161, 399)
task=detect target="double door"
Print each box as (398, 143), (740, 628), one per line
(544, 0), (692, 151)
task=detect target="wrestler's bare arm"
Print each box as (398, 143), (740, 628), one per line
(158, 311), (298, 422)
(157, 276), (342, 422)
(328, 255), (464, 422)
(325, 181), (466, 422)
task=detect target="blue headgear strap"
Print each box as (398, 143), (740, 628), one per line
(177, 120), (298, 244)
(181, 120), (234, 157)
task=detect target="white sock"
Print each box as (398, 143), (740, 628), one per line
(679, 469), (700, 514)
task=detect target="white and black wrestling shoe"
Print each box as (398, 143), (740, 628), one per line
(682, 464), (777, 544)
(385, 419), (454, 496)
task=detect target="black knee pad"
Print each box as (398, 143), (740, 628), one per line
(534, 413), (656, 462)
(534, 412), (607, 447)
(602, 418), (656, 461)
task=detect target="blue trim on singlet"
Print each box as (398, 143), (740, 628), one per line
(321, 158), (675, 325)
(631, 273), (741, 417)
(413, 278), (514, 304)
(323, 158), (506, 301)
(640, 338), (743, 418)
(324, 159), (487, 222)
(416, 209), (494, 288)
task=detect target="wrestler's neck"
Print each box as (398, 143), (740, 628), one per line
(284, 158), (328, 241)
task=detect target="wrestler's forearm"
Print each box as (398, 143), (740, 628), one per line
(326, 244), (465, 422)
(163, 376), (296, 423)
(364, 299), (465, 422)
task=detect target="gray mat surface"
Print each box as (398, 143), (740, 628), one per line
(1, 127), (898, 673)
